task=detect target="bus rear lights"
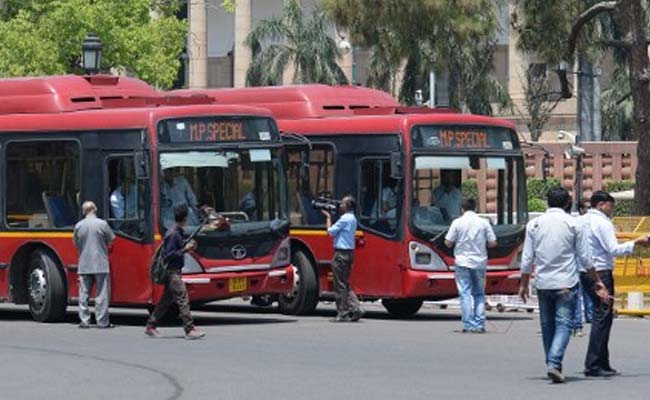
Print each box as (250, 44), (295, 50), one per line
(271, 238), (291, 268)
(415, 252), (432, 265)
(181, 253), (204, 274)
(408, 241), (447, 271)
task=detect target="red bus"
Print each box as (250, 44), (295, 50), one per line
(0, 75), (295, 322)
(174, 85), (526, 316)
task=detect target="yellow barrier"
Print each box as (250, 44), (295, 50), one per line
(613, 216), (650, 316)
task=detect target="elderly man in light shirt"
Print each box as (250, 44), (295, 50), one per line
(73, 201), (115, 329)
(519, 187), (610, 384)
(445, 198), (496, 333)
(579, 191), (648, 377)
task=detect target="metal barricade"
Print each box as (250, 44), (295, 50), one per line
(613, 217), (650, 316)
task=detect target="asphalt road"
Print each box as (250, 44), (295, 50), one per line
(0, 300), (649, 400)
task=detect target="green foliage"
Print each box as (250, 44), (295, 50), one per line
(461, 179), (479, 201)
(511, 0), (611, 64)
(606, 180), (635, 193)
(602, 66), (634, 140)
(0, 0), (187, 89)
(526, 177), (562, 202)
(324, 0), (509, 114)
(527, 198), (548, 212)
(246, 0), (348, 86)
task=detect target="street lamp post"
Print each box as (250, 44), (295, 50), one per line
(82, 33), (103, 75)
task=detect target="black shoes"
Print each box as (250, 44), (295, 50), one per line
(584, 368), (617, 377)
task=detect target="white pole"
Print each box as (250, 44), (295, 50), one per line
(429, 70), (436, 108)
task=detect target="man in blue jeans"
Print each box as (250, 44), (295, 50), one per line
(519, 188), (610, 383)
(445, 198), (497, 333)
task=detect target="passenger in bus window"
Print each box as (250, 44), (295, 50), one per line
(161, 168), (199, 226)
(432, 170), (462, 222)
(110, 165), (137, 220)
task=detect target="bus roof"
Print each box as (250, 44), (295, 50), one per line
(0, 102), (276, 132)
(278, 112), (517, 136)
(171, 84), (400, 119)
(170, 84), (516, 133)
(0, 74), (164, 114)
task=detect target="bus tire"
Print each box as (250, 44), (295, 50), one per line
(382, 299), (423, 317)
(278, 250), (318, 315)
(27, 250), (67, 322)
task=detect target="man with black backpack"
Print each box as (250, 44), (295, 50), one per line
(145, 204), (205, 340)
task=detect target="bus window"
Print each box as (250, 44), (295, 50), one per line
(286, 144), (335, 226)
(107, 156), (145, 239)
(411, 155), (523, 231)
(6, 141), (80, 229)
(359, 159), (399, 236)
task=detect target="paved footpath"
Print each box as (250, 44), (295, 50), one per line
(0, 301), (649, 400)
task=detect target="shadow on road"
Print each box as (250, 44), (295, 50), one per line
(0, 305), (297, 328)
(193, 302), (535, 322)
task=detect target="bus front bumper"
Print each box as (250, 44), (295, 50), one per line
(402, 269), (521, 299)
(182, 265), (294, 302)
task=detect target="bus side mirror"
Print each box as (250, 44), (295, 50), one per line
(390, 152), (403, 179)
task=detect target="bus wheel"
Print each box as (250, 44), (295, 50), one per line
(27, 250), (67, 322)
(382, 299), (423, 317)
(278, 250), (318, 315)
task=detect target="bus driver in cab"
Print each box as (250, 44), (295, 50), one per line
(161, 168), (200, 226)
(432, 169), (462, 222)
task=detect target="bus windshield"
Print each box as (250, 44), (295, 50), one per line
(411, 154), (525, 236)
(159, 148), (285, 231)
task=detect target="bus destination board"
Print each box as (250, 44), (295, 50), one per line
(159, 117), (278, 144)
(411, 125), (517, 150)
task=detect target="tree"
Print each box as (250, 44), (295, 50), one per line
(245, 0), (348, 86)
(512, 0), (650, 213)
(0, 0), (187, 89)
(323, 0), (510, 114)
(515, 65), (563, 141)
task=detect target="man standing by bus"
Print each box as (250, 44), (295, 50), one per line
(580, 191), (648, 377)
(323, 195), (363, 322)
(444, 198), (496, 333)
(519, 188), (610, 383)
(73, 201), (115, 329)
(145, 204), (206, 340)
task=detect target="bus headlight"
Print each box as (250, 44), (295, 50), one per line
(182, 253), (204, 274)
(271, 238), (291, 268)
(409, 241), (447, 271)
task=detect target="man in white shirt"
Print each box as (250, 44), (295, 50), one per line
(519, 187), (610, 383)
(161, 168), (199, 227)
(579, 191), (648, 377)
(445, 198), (497, 333)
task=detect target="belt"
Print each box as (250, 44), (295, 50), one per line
(335, 248), (354, 252)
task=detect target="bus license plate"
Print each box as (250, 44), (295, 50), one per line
(228, 277), (247, 292)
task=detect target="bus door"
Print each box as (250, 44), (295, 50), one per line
(89, 130), (152, 304)
(354, 157), (403, 296)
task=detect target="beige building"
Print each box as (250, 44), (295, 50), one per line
(184, 1), (614, 140)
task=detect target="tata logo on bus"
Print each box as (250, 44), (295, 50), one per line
(189, 120), (246, 142)
(439, 129), (488, 149)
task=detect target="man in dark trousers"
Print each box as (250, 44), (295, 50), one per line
(145, 204), (205, 340)
(323, 195), (363, 322)
(580, 191), (648, 376)
(74, 201), (115, 329)
(519, 187), (610, 383)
